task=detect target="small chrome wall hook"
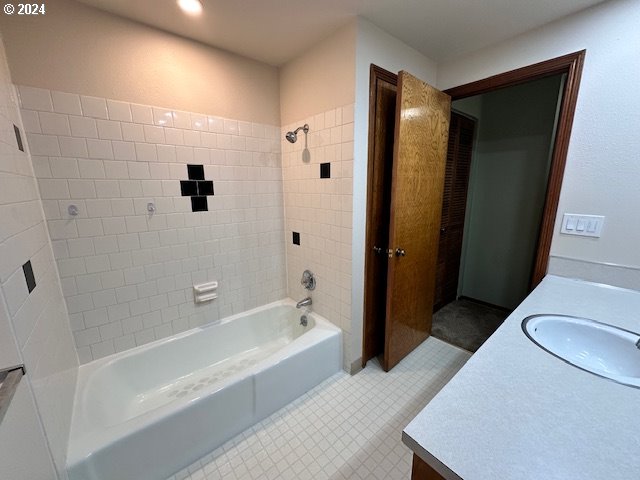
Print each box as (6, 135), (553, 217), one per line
(301, 269), (316, 291)
(68, 204), (79, 216)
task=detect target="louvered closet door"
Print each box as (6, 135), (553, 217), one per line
(434, 111), (476, 311)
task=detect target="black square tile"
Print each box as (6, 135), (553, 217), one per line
(14, 125), (24, 152)
(180, 180), (198, 196)
(320, 162), (331, 179)
(22, 260), (36, 293)
(198, 180), (214, 196)
(292, 231), (300, 245)
(187, 164), (205, 180)
(191, 196), (208, 212)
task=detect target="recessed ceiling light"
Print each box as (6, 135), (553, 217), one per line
(177, 0), (203, 16)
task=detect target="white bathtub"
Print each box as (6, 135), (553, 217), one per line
(66, 300), (342, 480)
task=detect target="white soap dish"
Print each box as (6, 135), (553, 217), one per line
(194, 281), (218, 304)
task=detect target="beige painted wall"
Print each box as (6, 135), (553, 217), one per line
(279, 21), (356, 125)
(0, 0), (280, 125)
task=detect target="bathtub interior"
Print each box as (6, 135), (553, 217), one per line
(67, 301), (341, 480)
(82, 304), (316, 426)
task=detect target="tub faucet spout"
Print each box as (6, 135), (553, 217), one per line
(296, 297), (312, 309)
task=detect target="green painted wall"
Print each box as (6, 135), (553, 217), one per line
(453, 74), (563, 309)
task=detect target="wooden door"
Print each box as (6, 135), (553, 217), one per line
(362, 67), (397, 366)
(433, 112), (476, 311)
(383, 71), (451, 371)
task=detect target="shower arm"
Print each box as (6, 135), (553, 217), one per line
(294, 124), (309, 135)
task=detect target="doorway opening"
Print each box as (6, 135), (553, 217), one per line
(433, 73), (566, 352)
(362, 51), (585, 366)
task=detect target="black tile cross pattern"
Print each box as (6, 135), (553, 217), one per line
(180, 164), (214, 212)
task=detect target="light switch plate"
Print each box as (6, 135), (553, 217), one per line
(561, 213), (604, 237)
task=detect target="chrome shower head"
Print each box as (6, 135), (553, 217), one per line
(285, 124), (309, 143)
(285, 131), (297, 143)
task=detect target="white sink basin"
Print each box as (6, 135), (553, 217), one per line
(522, 314), (640, 388)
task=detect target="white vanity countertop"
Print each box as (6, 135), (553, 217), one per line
(403, 275), (640, 480)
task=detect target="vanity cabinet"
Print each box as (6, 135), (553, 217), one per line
(404, 276), (640, 480)
(411, 454), (446, 480)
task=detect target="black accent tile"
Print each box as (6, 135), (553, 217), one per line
(180, 180), (198, 196)
(22, 260), (36, 293)
(182, 165), (214, 213)
(292, 231), (300, 245)
(320, 162), (331, 179)
(198, 180), (214, 196)
(191, 196), (208, 212)
(14, 125), (24, 152)
(187, 164), (205, 180)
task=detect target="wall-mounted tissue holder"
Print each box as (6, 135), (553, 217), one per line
(193, 281), (218, 304)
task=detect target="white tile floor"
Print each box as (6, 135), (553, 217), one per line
(167, 338), (470, 480)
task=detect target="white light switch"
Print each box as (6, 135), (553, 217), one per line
(561, 214), (604, 237)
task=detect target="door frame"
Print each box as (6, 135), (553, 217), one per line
(362, 64), (400, 367)
(443, 50), (586, 288)
(361, 51), (584, 367)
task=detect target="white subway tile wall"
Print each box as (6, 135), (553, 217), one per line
(282, 107), (354, 369)
(0, 47), (78, 478)
(19, 86), (287, 363)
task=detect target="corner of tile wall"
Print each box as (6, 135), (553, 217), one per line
(281, 104), (355, 370)
(18, 84), (288, 363)
(0, 52), (78, 477)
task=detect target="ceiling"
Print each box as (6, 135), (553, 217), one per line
(75, 0), (607, 66)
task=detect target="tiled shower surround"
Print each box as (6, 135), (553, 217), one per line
(19, 85), (287, 362)
(282, 107), (354, 368)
